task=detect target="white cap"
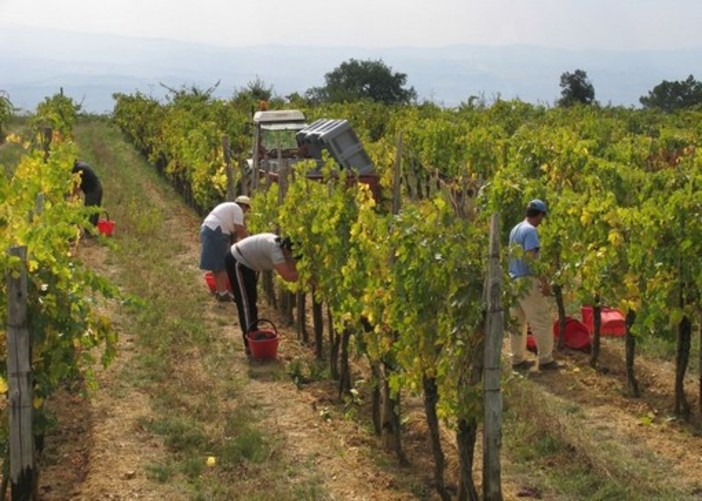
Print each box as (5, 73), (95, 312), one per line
(235, 195), (251, 206)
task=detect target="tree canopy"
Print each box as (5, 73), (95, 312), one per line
(640, 75), (702, 112)
(0, 90), (13, 137)
(557, 69), (595, 107)
(233, 77), (274, 104)
(307, 58), (417, 105)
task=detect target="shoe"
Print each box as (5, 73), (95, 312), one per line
(538, 360), (563, 371)
(512, 360), (535, 371)
(216, 291), (234, 302)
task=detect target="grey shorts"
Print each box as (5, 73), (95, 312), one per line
(199, 226), (230, 271)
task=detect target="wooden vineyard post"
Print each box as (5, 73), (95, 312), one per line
(312, 295), (324, 359)
(6, 245), (36, 500)
(296, 290), (307, 343)
(699, 321), (702, 414)
(277, 163), (294, 324)
(338, 328), (352, 398)
(697, 325), (702, 414)
(391, 132), (403, 214)
(589, 299), (602, 368)
(379, 132), (406, 464)
(252, 118), (260, 192)
(33, 194), (44, 220)
(328, 305), (339, 380)
(240, 158), (251, 197)
(483, 213), (504, 501)
(554, 284), (567, 351)
(222, 135), (237, 201)
(675, 314), (692, 419)
(41, 127), (52, 163)
(624, 310), (640, 397)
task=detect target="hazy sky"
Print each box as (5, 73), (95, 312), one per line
(2, 0), (701, 50)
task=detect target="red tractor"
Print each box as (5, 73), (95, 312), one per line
(247, 109), (380, 202)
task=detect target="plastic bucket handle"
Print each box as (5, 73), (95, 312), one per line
(246, 318), (277, 335)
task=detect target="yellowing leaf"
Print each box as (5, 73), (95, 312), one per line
(607, 230), (622, 247)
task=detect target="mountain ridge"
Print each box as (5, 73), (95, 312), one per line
(1, 24), (701, 113)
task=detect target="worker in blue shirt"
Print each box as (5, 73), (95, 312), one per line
(508, 199), (562, 371)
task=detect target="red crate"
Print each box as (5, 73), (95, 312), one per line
(581, 306), (626, 337)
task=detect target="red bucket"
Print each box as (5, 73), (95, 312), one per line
(96, 212), (115, 236)
(553, 317), (591, 351)
(204, 272), (216, 293)
(204, 272), (232, 294)
(526, 318), (591, 352)
(246, 319), (279, 360)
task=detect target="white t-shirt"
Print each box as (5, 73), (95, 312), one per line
(202, 202), (245, 235)
(231, 233), (285, 272)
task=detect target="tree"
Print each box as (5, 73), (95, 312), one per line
(236, 77), (274, 102)
(557, 69), (595, 107)
(160, 81), (220, 108)
(0, 90), (13, 140)
(307, 58), (417, 105)
(640, 75), (702, 111)
(229, 77), (285, 110)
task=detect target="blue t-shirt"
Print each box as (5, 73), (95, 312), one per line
(508, 220), (540, 278)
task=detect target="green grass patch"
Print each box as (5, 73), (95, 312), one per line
(286, 356), (330, 387)
(503, 378), (689, 500)
(504, 403), (632, 499)
(178, 456), (206, 479)
(221, 427), (269, 464)
(138, 415), (208, 453)
(220, 407), (272, 465)
(145, 461), (175, 483)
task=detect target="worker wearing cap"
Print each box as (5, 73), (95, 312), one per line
(199, 196), (251, 302)
(508, 199), (561, 371)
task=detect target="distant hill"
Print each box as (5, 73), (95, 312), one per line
(1, 25), (701, 113)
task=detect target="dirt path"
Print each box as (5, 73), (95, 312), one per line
(38, 191), (205, 498)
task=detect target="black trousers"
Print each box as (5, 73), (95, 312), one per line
(84, 187), (103, 226)
(224, 251), (258, 347)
